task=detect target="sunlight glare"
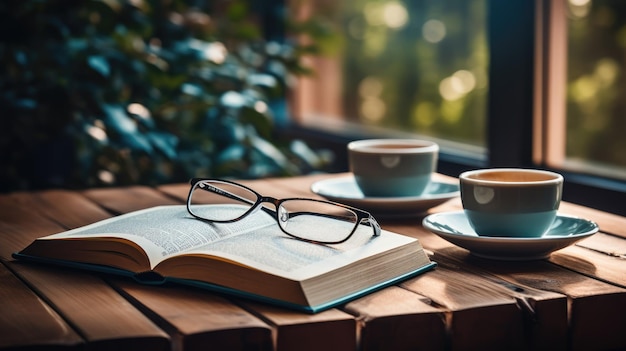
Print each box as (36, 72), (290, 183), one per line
(359, 76), (386, 121)
(254, 100), (268, 114)
(364, 3), (385, 26)
(568, 0), (591, 18)
(439, 70), (476, 101)
(360, 97), (386, 122)
(569, 0), (590, 6)
(383, 2), (409, 29)
(359, 77), (384, 98)
(87, 125), (107, 142)
(412, 101), (437, 127)
(98, 170), (115, 184)
(204, 42), (227, 64)
(422, 19), (446, 43)
(453, 70), (476, 93)
(128, 103), (151, 119)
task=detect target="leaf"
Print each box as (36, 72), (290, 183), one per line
(88, 55), (110, 77)
(290, 140), (324, 168)
(103, 104), (137, 134)
(103, 104), (153, 154)
(220, 91), (247, 108)
(119, 133), (153, 154)
(181, 83), (203, 97)
(146, 131), (178, 159)
(250, 135), (290, 170)
(247, 73), (277, 89)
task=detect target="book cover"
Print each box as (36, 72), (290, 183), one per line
(14, 205), (435, 313)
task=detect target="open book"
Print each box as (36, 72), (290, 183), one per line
(13, 205), (435, 313)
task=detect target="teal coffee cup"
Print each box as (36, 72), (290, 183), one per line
(459, 168), (563, 238)
(348, 139), (439, 197)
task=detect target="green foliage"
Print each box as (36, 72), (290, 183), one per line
(0, 0), (328, 191)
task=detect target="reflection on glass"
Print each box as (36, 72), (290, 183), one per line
(296, 1), (488, 149)
(566, 0), (626, 180)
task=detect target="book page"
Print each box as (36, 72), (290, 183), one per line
(41, 205), (277, 268)
(41, 205), (418, 278)
(176, 210), (417, 281)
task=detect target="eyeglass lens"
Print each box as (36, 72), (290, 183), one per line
(277, 199), (359, 243)
(188, 180), (259, 221)
(188, 180), (365, 243)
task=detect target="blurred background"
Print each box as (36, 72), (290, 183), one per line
(1, 0), (625, 214)
(0, 0), (333, 191)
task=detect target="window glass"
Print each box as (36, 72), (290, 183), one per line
(566, 0), (626, 180)
(293, 1), (488, 152)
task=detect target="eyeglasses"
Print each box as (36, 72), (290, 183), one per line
(186, 178), (381, 244)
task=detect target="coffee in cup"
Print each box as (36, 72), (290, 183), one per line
(459, 168), (563, 237)
(348, 139), (439, 197)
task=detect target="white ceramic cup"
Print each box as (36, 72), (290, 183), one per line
(459, 168), (563, 237)
(348, 139), (439, 197)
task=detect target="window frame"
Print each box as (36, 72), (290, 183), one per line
(279, 0), (626, 216)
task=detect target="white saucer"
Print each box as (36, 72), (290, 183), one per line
(422, 211), (599, 260)
(311, 175), (459, 216)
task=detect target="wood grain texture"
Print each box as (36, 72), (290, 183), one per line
(3, 173), (626, 350)
(240, 302), (356, 351)
(272, 173), (626, 350)
(0, 260), (83, 350)
(1, 191), (169, 350)
(560, 201), (626, 238)
(82, 185), (182, 213)
(112, 280), (273, 351)
(81, 184), (361, 351)
(550, 240), (626, 288)
(9, 262), (170, 350)
(401, 264), (528, 351)
(344, 286), (446, 351)
(0, 193), (64, 260)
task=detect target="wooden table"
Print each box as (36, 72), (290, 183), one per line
(1, 173), (625, 351)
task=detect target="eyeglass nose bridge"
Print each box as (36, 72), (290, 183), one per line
(257, 196), (281, 208)
(251, 196), (282, 217)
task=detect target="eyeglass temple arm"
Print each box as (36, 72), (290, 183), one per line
(196, 181), (278, 216)
(364, 216), (381, 236)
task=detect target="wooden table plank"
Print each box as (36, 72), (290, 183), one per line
(0, 193), (65, 260)
(560, 201), (626, 238)
(344, 286), (446, 351)
(251, 175), (536, 350)
(73, 184), (282, 349)
(9, 261), (171, 350)
(112, 280), (273, 351)
(158, 183), (189, 202)
(256, 175), (561, 349)
(33, 189), (113, 229)
(407, 213), (626, 350)
(240, 303), (357, 351)
(0, 192), (171, 351)
(407, 218), (626, 350)
(401, 263), (530, 351)
(0, 260), (83, 350)
(270, 173), (626, 350)
(430, 253), (570, 351)
(82, 185), (182, 213)
(423, 187), (626, 288)
(157, 178), (366, 350)
(4, 173), (626, 351)
(550, 240), (626, 288)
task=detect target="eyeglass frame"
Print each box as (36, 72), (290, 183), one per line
(186, 178), (382, 244)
